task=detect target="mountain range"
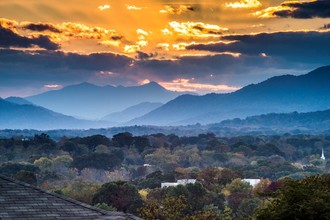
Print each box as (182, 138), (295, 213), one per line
(25, 82), (186, 119)
(102, 102), (163, 124)
(1, 65), (330, 130)
(209, 110), (330, 132)
(4, 97), (34, 105)
(0, 98), (107, 130)
(130, 66), (330, 125)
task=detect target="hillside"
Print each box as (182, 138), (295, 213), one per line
(208, 109), (330, 132)
(131, 66), (330, 125)
(0, 98), (107, 130)
(5, 97), (34, 105)
(26, 82), (186, 119)
(102, 102), (163, 123)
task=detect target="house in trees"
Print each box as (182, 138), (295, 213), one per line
(0, 175), (141, 220)
(243, 178), (260, 187)
(161, 179), (196, 188)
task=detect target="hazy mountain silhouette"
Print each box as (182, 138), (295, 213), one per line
(0, 98), (108, 130)
(25, 82), (186, 119)
(131, 65), (330, 125)
(5, 97), (34, 105)
(210, 110), (330, 131)
(102, 102), (163, 123)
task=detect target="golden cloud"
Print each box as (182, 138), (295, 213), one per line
(165, 21), (228, 38)
(124, 45), (140, 53)
(254, 5), (293, 18)
(0, 18), (18, 30)
(159, 78), (241, 94)
(225, 0), (262, 9)
(157, 43), (170, 51)
(126, 5), (143, 10)
(44, 84), (62, 89)
(160, 5), (194, 15)
(98, 5), (111, 11)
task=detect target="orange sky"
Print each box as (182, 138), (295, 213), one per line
(0, 0), (329, 96)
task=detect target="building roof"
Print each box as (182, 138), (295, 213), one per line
(0, 175), (141, 220)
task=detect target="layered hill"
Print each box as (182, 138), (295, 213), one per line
(131, 66), (330, 125)
(26, 82), (186, 119)
(209, 110), (330, 131)
(5, 97), (34, 105)
(102, 102), (163, 123)
(0, 98), (107, 130)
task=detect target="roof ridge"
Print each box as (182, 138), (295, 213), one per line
(0, 175), (109, 215)
(0, 175), (142, 219)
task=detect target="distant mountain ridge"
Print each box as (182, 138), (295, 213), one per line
(0, 98), (108, 130)
(210, 110), (330, 131)
(25, 82), (187, 119)
(131, 65), (330, 125)
(102, 102), (163, 123)
(5, 97), (34, 105)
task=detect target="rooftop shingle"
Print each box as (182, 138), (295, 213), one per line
(0, 176), (142, 220)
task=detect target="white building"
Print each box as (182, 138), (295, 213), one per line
(243, 179), (260, 188)
(161, 179), (196, 188)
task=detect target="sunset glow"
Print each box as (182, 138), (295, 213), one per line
(0, 0), (329, 96)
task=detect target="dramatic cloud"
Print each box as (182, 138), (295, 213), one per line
(187, 31), (330, 63)
(160, 5), (195, 14)
(44, 84), (62, 89)
(159, 78), (241, 93)
(255, 0), (330, 18)
(126, 5), (143, 10)
(0, 49), (133, 95)
(164, 21), (228, 38)
(22, 23), (61, 33)
(98, 5), (110, 11)
(0, 19), (125, 53)
(0, 1), (329, 96)
(225, 0), (262, 9)
(0, 25), (60, 50)
(321, 23), (330, 29)
(135, 51), (155, 60)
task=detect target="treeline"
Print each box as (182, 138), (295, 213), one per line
(0, 132), (329, 218)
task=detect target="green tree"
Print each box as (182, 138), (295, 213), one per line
(57, 179), (100, 204)
(14, 170), (37, 186)
(140, 195), (188, 220)
(0, 162), (39, 176)
(71, 153), (122, 171)
(112, 132), (134, 147)
(92, 181), (143, 214)
(254, 175), (330, 220)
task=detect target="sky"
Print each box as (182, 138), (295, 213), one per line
(0, 0), (329, 97)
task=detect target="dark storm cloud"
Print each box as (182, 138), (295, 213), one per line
(1, 31), (329, 95)
(0, 25), (60, 50)
(135, 51), (156, 60)
(275, 0), (330, 18)
(321, 24), (330, 29)
(0, 49), (133, 88)
(22, 23), (61, 33)
(187, 31), (330, 64)
(111, 35), (123, 41)
(192, 23), (223, 35)
(0, 49), (132, 72)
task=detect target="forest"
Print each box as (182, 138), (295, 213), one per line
(0, 132), (329, 219)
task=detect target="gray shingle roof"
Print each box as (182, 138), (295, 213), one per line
(0, 176), (142, 220)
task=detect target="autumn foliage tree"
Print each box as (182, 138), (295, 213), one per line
(92, 181), (143, 214)
(254, 175), (330, 219)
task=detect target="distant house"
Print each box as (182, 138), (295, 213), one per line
(243, 178), (261, 188)
(161, 179), (196, 188)
(0, 175), (141, 220)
